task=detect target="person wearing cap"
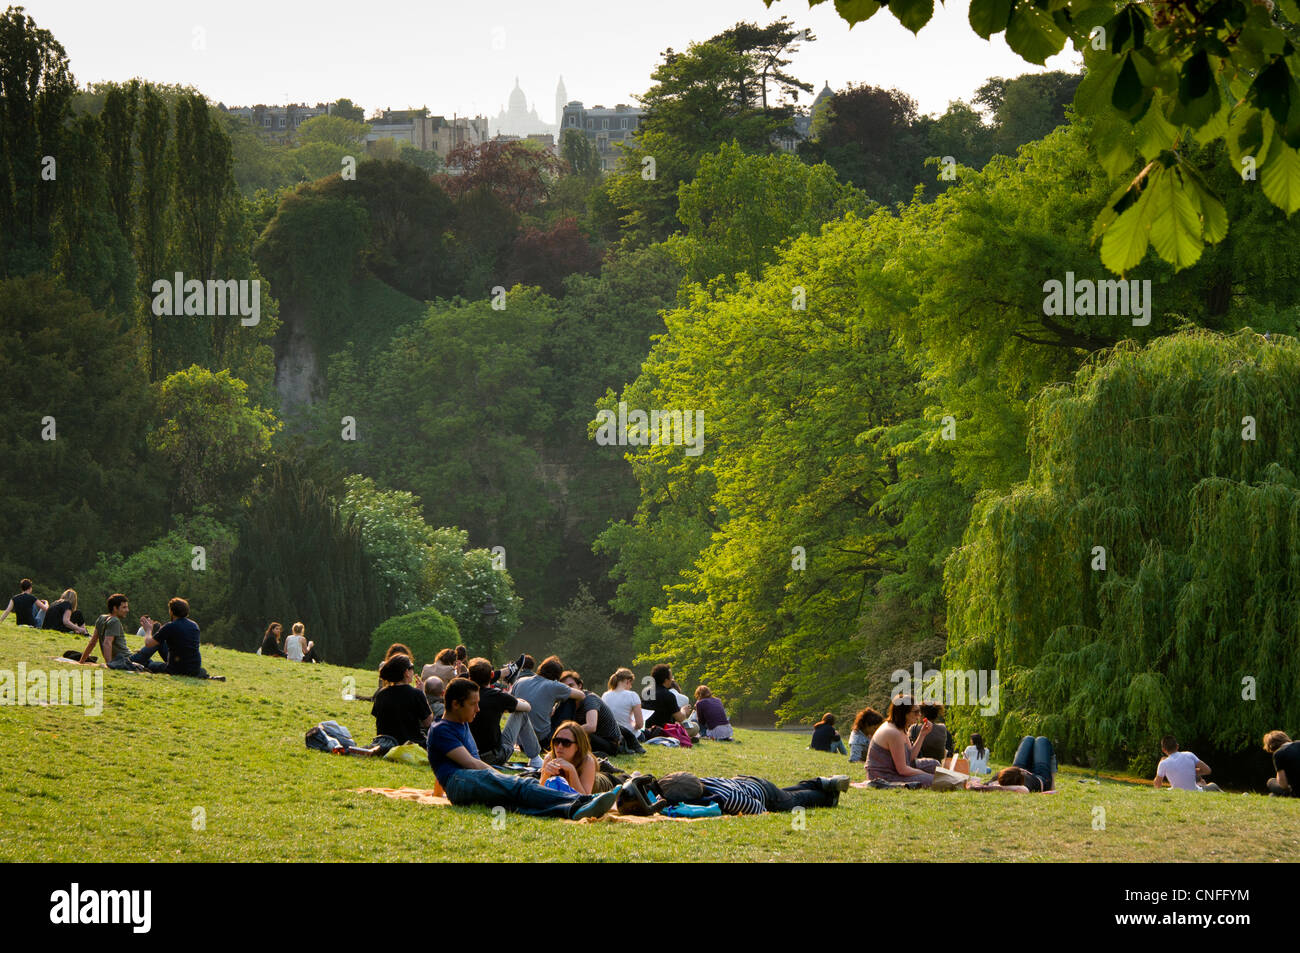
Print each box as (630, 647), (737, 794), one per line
(656, 770), (850, 815)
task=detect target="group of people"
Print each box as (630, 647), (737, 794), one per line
(1, 580), (207, 678)
(258, 622), (318, 662)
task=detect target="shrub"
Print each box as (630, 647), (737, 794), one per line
(364, 608), (460, 670)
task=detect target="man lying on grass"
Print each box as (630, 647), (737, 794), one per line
(655, 770), (851, 815)
(426, 677), (622, 820)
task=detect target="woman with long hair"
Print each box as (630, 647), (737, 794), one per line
(284, 622), (314, 662)
(810, 713), (847, 755)
(539, 720), (599, 795)
(849, 708), (884, 763)
(42, 588), (87, 635)
(963, 732), (991, 775)
(259, 622), (285, 658)
(865, 694), (941, 787)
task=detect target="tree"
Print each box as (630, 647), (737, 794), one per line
(330, 98), (365, 123)
(797, 0), (1300, 273)
(975, 71), (1083, 156)
(503, 217), (600, 295)
(339, 475), (438, 612)
(944, 330), (1300, 774)
(707, 17), (814, 114)
(364, 609), (460, 668)
(227, 462), (391, 664)
(436, 139), (563, 214)
(148, 365), (280, 514)
(560, 128), (601, 180)
(295, 114), (369, 147)
(548, 584), (635, 688)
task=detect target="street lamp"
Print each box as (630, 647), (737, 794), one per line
(480, 600), (500, 661)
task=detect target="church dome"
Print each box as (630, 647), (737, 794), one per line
(509, 77), (528, 113)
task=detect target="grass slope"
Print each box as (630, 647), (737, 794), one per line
(0, 622), (1295, 862)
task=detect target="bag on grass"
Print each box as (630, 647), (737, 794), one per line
(659, 722), (692, 747)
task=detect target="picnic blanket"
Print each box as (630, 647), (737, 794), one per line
(354, 787), (719, 823)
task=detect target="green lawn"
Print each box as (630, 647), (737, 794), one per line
(0, 621), (1294, 862)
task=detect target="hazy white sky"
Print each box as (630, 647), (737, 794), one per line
(24, 0), (1079, 119)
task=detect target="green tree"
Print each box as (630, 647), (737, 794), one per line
(548, 584), (635, 688)
(364, 608), (460, 668)
(148, 365), (280, 514)
(294, 113), (369, 147)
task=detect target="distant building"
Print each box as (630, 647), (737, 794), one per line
(492, 77), (556, 138)
(366, 108), (490, 155)
(559, 101), (645, 172)
(225, 102), (330, 143)
(772, 81), (833, 153)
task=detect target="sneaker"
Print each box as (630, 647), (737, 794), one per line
(820, 774), (851, 792)
(527, 755), (544, 770)
(572, 784), (623, 821)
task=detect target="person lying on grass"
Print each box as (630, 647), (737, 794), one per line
(965, 736), (1057, 792)
(426, 677), (622, 820)
(656, 770), (851, 815)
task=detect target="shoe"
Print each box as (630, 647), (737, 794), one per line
(572, 784), (622, 821)
(527, 755), (544, 769)
(501, 661), (519, 682)
(820, 774), (851, 792)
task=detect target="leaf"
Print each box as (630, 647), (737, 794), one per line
(1005, 1), (1068, 65)
(1112, 53), (1145, 111)
(889, 0), (935, 34)
(1098, 171), (1156, 273)
(834, 0), (884, 24)
(1249, 56), (1293, 126)
(969, 0), (1014, 38)
(1074, 51), (1127, 119)
(1147, 164), (1205, 270)
(1260, 134), (1300, 214)
(1134, 98), (1179, 159)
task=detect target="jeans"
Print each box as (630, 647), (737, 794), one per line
(482, 711), (541, 764)
(747, 777), (834, 812)
(130, 641), (169, 674)
(829, 739), (847, 756)
(1012, 736), (1056, 790)
(443, 768), (595, 818)
(587, 731), (620, 756)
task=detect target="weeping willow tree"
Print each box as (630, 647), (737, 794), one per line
(945, 329), (1300, 774)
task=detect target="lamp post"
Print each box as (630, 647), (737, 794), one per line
(480, 600), (500, 661)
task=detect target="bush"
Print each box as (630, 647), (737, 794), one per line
(364, 608), (460, 670)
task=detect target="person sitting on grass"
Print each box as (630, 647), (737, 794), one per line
(656, 770), (850, 815)
(555, 670), (623, 756)
(539, 720), (605, 794)
(908, 704), (954, 760)
(963, 733), (991, 776)
(426, 677), (622, 820)
(284, 622), (315, 663)
(1153, 735), (1221, 792)
(849, 708), (884, 763)
(1, 578), (48, 629)
(512, 655), (584, 750)
(693, 685), (733, 741)
(422, 648), (460, 684)
(339, 655), (434, 756)
(77, 594), (142, 670)
(1263, 731), (1300, 796)
(42, 588), (88, 636)
(810, 713), (847, 755)
(602, 668), (644, 737)
(467, 657), (543, 769)
(259, 622), (285, 658)
(644, 664), (691, 732)
(130, 597), (206, 677)
(866, 694), (948, 788)
(967, 736), (1056, 792)
(425, 676), (446, 720)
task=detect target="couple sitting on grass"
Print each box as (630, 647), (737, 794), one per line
(76, 594), (207, 677)
(426, 676), (850, 820)
(866, 693), (1056, 793)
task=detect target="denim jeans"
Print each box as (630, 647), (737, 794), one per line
(130, 641), (169, 674)
(443, 768), (593, 818)
(1012, 736), (1056, 790)
(748, 776), (834, 812)
(482, 711), (541, 764)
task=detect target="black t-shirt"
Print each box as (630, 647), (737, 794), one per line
(470, 685), (519, 753)
(155, 617), (203, 675)
(555, 692), (622, 746)
(1274, 741), (1300, 795)
(42, 600), (73, 632)
(810, 723), (841, 751)
(259, 632), (284, 657)
(645, 685), (681, 729)
(11, 593), (37, 627)
(371, 684), (432, 745)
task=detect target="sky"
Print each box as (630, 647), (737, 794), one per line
(23, 0), (1080, 120)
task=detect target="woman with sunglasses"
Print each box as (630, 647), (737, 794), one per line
(539, 720), (597, 795)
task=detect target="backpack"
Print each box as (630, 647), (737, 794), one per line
(659, 722), (692, 747)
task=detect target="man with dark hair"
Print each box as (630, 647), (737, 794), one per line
(77, 594), (143, 670)
(467, 657), (544, 769)
(1, 579), (48, 629)
(132, 597), (205, 676)
(1153, 735), (1220, 792)
(555, 671), (623, 756)
(426, 677), (622, 819)
(512, 655), (583, 749)
(657, 770), (850, 815)
(645, 664), (689, 731)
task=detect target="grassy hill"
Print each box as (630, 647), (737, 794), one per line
(1, 620), (1295, 862)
